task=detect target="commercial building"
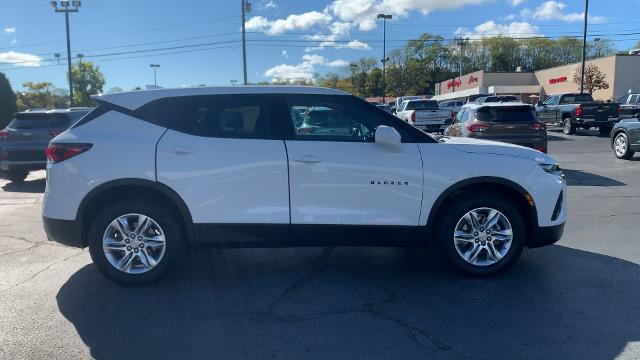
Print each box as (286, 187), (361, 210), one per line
(433, 54), (640, 103)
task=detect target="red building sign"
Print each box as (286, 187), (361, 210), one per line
(468, 75), (479, 84)
(549, 76), (568, 85)
(447, 79), (462, 89)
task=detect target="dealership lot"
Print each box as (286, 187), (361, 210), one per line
(1, 131), (639, 360)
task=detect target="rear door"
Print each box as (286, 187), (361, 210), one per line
(155, 94), (290, 225)
(282, 94), (423, 226)
(538, 96), (559, 124)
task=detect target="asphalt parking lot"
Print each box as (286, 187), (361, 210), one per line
(1, 130), (639, 360)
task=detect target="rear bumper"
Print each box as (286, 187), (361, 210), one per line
(0, 146), (47, 171)
(42, 216), (85, 248)
(574, 117), (619, 126)
(527, 222), (565, 248)
(0, 160), (46, 171)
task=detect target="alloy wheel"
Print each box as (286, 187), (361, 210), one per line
(614, 134), (627, 158)
(102, 213), (167, 274)
(453, 207), (513, 267)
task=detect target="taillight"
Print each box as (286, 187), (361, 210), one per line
(534, 146), (547, 153)
(531, 122), (546, 131)
(0, 129), (8, 139)
(466, 122), (491, 132)
(411, 112), (416, 123)
(451, 111), (456, 119)
(575, 105), (583, 117)
(617, 104), (622, 115)
(45, 143), (92, 163)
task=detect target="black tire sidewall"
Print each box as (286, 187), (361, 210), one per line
(436, 194), (526, 276)
(88, 201), (184, 286)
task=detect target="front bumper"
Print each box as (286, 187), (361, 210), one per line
(528, 222), (565, 248)
(42, 216), (85, 248)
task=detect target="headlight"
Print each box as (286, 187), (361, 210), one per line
(538, 162), (564, 178)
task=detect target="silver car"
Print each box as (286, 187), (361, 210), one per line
(0, 108), (91, 182)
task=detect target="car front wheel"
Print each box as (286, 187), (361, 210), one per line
(437, 194), (525, 275)
(613, 132), (635, 160)
(88, 201), (185, 286)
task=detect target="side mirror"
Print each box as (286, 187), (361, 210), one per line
(375, 125), (402, 148)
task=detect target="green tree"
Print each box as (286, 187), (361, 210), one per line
(69, 61), (106, 107)
(21, 81), (55, 109)
(0, 73), (17, 128)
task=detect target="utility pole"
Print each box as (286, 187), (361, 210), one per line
(377, 14), (392, 103)
(51, 0), (81, 107)
(452, 37), (469, 93)
(150, 64), (160, 86)
(580, 0), (589, 94)
(241, 0), (251, 85)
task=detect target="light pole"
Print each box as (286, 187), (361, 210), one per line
(149, 64), (160, 86)
(580, 0), (589, 94)
(230, 80), (238, 86)
(51, 0), (81, 107)
(241, 0), (252, 85)
(377, 14), (392, 103)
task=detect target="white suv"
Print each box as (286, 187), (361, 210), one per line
(43, 86), (566, 285)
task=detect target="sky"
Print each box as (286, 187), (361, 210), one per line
(0, 0), (638, 92)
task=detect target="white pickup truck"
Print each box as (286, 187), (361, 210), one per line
(396, 99), (452, 133)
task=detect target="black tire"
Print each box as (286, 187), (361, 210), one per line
(562, 118), (576, 135)
(88, 200), (186, 286)
(598, 126), (613, 136)
(6, 170), (28, 183)
(613, 132), (635, 160)
(436, 193), (526, 276)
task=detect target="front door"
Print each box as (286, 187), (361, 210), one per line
(281, 94), (423, 226)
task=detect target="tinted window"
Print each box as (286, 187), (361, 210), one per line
(8, 112), (84, 130)
(148, 95), (271, 139)
(476, 106), (536, 123)
(286, 95), (422, 143)
(560, 94), (593, 104)
(617, 95), (629, 104)
(406, 100), (438, 110)
(630, 95), (639, 105)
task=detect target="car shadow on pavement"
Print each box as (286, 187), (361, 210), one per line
(1, 178), (46, 193)
(57, 245), (640, 360)
(547, 134), (573, 141)
(563, 168), (625, 187)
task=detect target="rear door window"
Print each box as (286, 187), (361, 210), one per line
(476, 106), (536, 123)
(630, 94), (639, 105)
(153, 95), (272, 139)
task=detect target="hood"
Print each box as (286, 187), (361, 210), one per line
(440, 136), (557, 164)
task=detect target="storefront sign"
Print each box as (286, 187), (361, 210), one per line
(468, 75), (479, 84)
(447, 79), (462, 89)
(549, 76), (568, 85)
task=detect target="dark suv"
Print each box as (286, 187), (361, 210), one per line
(444, 102), (547, 153)
(0, 108), (91, 182)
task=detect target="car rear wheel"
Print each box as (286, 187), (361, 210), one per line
(562, 119), (576, 135)
(436, 194), (525, 275)
(88, 200), (185, 286)
(613, 132), (635, 160)
(6, 170), (29, 183)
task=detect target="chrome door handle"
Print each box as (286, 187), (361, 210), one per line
(293, 155), (322, 163)
(168, 146), (195, 155)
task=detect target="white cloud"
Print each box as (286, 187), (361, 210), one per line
(523, 1), (605, 23)
(335, 40), (371, 50)
(281, 50), (288, 58)
(0, 51), (42, 67)
(264, 55), (349, 82)
(329, 0), (491, 31)
(3, 27), (16, 34)
(455, 21), (541, 39)
(501, 14), (516, 20)
(261, 0), (277, 9)
(10, 39), (17, 45)
(245, 11), (332, 35)
(509, 0), (524, 6)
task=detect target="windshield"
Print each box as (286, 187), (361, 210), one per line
(560, 94), (594, 104)
(476, 105), (536, 122)
(406, 100), (439, 110)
